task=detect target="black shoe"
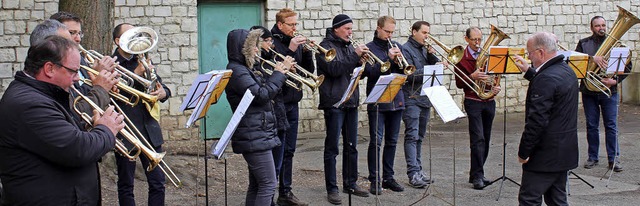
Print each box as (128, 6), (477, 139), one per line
(468, 176), (491, 185)
(609, 162), (623, 172)
(369, 182), (382, 195)
(382, 179), (404, 192)
(327, 192), (341, 205)
(343, 185), (369, 197)
(472, 178), (485, 190)
(584, 159), (598, 169)
(277, 191), (308, 206)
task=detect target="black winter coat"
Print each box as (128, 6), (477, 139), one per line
(363, 35), (405, 112)
(271, 25), (315, 104)
(518, 55), (579, 172)
(402, 36), (440, 107)
(317, 28), (361, 109)
(0, 71), (116, 205)
(225, 29), (285, 154)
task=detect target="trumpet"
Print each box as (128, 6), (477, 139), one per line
(79, 45), (154, 92)
(387, 38), (416, 75)
(256, 55), (321, 92)
(293, 31), (336, 62)
(80, 65), (158, 106)
(267, 48), (325, 92)
(118, 27), (160, 93)
(349, 35), (391, 72)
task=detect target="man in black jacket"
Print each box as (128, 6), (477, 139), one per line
(0, 36), (124, 206)
(514, 32), (579, 206)
(269, 8), (314, 206)
(576, 16), (630, 172)
(317, 14), (370, 205)
(112, 23), (172, 206)
(400, 21), (441, 188)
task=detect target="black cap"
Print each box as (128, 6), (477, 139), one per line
(250, 25), (272, 39)
(332, 14), (353, 29)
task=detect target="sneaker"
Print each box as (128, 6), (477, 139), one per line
(277, 191), (308, 206)
(584, 159), (598, 169)
(409, 173), (428, 188)
(369, 181), (382, 195)
(419, 170), (435, 184)
(382, 179), (404, 192)
(343, 185), (369, 197)
(327, 192), (341, 205)
(609, 162), (623, 172)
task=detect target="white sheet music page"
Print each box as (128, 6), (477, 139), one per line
(364, 73), (395, 104)
(606, 47), (629, 74)
(423, 86), (466, 123)
(333, 66), (364, 108)
(211, 88), (255, 159)
(180, 70), (221, 111)
(185, 74), (224, 128)
(421, 64), (444, 96)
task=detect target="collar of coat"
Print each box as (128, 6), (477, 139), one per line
(534, 54), (566, 75)
(271, 25), (292, 46)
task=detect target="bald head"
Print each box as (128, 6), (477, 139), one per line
(526, 32), (559, 68)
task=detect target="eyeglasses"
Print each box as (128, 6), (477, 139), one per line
(54, 62), (79, 76)
(469, 38), (482, 42)
(69, 30), (84, 38)
(525, 48), (542, 57)
(282, 22), (299, 27)
(382, 29), (394, 35)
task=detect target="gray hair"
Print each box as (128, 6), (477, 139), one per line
(29, 19), (67, 46)
(530, 32), (558, 53)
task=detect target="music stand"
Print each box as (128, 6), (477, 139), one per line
(180, 70), (232, 205)
(334, 65), (365, 205)
(484, 47), (521, 201)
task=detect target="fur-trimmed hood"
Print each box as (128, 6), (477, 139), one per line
(226, 29), (263, 68)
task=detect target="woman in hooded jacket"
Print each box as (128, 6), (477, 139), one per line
(224, 28), (293, 206)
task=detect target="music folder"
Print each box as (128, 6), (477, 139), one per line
(422, 86), (466, 123)
(364, 73), (407, 104)
(558, 51), (589, 79)
(487, 46), (525, 74)
(606, 47), (630, 75)
(333, 65), (365, 108)
(182, 70), (233, 128)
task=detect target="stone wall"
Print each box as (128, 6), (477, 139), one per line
(2, 0), (639, 139)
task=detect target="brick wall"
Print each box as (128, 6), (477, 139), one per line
(2, 0), (639, 139)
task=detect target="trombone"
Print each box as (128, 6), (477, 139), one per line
(80, 65), (158, 106)
(267, 48), (325, 92)
(293, 31), (336, 62)
(79, 45), (154, 92)
(349, 35), (391, 72)
(70, 87), (182, 187)
(387, 38), (416, 75)
(424, 34), (483, 95)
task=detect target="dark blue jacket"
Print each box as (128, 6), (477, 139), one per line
(271, 25), (315, 104)
(402, 36), (440, 107)
(518, 55), (579, 172)
(363, 34), (404, 111)
(317, 28), (361, 109)
(225, 29), (285, 154)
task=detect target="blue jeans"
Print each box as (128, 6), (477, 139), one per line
(323, 107), (359, 193)
(464, 99), (495, 181)
(367, 110), (403, 182)
(243, 150), (277, 206)
(402, 104), (431, 178)
(115, 145), (166, 206)
(583, 92), (620, 162)
(279, 103), (299, 194)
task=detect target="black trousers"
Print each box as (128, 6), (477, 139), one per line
(519, 170), (568, 206)
(464, 99), (495, 181)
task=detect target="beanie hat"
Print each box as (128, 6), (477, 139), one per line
(332, 14), (353, 29)
(250, 25), (272, 39)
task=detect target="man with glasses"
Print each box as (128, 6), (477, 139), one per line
(363, 15), (405, 195)
(0, 35), (124, 205)
(269, 7), (314, 206)
(454, 26), (501, 190)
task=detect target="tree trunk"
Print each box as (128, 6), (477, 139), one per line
(59, 0), (114, 55)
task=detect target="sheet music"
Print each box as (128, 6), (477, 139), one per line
(606, 47), (630, 74)
(423, 86), (466, 123)
(333, 66), (364, 108)
(180, 70), (219, 111)
(558, 51), (589, 78)
(364, 73), (405, 104)
(421, 64), (444, 95)
(211, 88), (255, 159)
(185, 74), (224, 128)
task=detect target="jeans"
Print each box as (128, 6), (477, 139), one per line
(402, 104), (431, 178)
(279, 103), (299, 194)
(464, 99), (495, 180)
(243, 150), (277, 206)
(323, 107), (359, 193)
(367, 110), (403, 182)
(583, 92), (620, 163)
(115, 145), (166, 206)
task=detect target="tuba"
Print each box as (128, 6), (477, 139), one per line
(475, 24), (510, 100)
(584, 6), (639, 95)
(118, 27), (159, 93)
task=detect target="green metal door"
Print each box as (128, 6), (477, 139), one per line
(197, 2), (262, 140)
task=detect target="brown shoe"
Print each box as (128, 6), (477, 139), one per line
(327, 192), (341, 205)
(277, 191), (308, 206)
